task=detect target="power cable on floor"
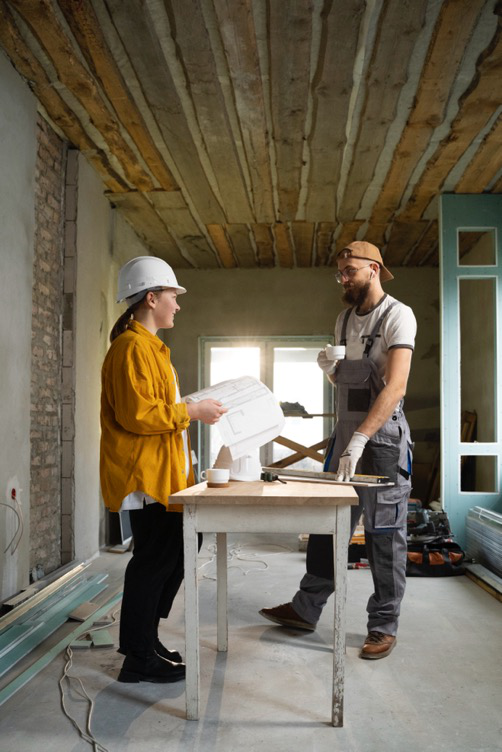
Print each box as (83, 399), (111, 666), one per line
(58, 606), (121, 752)
(198, 541), (294, 580)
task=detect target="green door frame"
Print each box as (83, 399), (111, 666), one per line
(440, 194), (502, 547)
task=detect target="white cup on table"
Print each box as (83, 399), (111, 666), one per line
(200, 468), (230, 487)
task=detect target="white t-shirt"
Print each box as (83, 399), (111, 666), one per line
(334, 294), (416, 381)
(120, 364), (190, 511)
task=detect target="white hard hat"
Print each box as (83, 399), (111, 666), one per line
(117, 256), (186, 303)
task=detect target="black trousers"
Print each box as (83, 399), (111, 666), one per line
(119, 503), (201, 657)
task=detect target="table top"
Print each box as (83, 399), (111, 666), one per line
(170, 479), (359, 507)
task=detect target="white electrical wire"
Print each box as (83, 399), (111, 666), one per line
(59, 607), (121, 752)
(0, 499), (24, 555)
(198, 541), (294, 580)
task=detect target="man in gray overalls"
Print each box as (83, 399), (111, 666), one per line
(260, 241), (416, 659)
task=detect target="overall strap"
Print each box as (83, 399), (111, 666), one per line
(339, 308), (352, 346)
(363, 300), (399, 356)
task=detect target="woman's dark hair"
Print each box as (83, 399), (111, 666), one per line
(110, 297), (145, 342)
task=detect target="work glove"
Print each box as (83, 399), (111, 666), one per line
(317, 349), (336, 375)
(335, 432), (369, 481)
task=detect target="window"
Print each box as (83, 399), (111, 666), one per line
(199, 336), (334, 472)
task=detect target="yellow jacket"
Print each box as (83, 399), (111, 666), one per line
(100, 320), (194, 513)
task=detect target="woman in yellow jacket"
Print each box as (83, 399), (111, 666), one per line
(101, 257), (226, 684)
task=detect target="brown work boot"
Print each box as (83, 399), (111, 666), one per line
(259, 602), (317, 631)
(360, 631), (396, 660)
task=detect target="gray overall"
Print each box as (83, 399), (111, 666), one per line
(292, 303), (413, 636)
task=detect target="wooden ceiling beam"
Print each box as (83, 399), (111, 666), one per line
(251, 224), (275, 268)
(455, 115), (502, 192)
(400, 19), (502, 221)
(104, 0), (226, 225)
(291, 222), (315, 267)
(0, 1), (127, 192)
(368, 0), (486, 227)
(339, 0), (429, 221)
(269, 0), (313, 221)
(9, 0), (156, 191)
(213, 0), (275, 223)
(315, 222), (336, 266)
(57, 0), (178, 192)
(329, 221), (365, 264)
(301, 0), (365, 222)
(405, 220), (438, 267)
(106, 192), (192, 266)
(273, 223), (294, 268)
(383, 220), (430, 266)
(206, 224), (236, 268)
(225, 223), (256, 267)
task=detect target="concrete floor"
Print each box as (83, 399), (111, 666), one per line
(0, 533), (501, 752)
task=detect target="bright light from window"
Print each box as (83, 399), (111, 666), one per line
(210, 347), (260, 384)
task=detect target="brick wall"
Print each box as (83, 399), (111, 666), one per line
(30, 115), (66, 576)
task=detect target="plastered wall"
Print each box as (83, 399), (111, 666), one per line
(0, 52), (37, 599)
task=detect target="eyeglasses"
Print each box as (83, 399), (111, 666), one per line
(335, 263), (373, 284)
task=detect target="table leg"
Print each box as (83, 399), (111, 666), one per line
(183, 504), (200, 720)
(216, 532), (228, 652)
(332, 505), (351, 727)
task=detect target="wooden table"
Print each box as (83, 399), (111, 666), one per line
(170, 479), (359, 727)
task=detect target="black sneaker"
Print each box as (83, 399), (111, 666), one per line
(118, 653), (186, 683)
(155, 639), (182, 664)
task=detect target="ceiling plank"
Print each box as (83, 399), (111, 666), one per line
(251, 224), (275, 268)
(273, 223), (294, 268)
(57, 0), (178, 191)
(383, 220), (429, 266)
(226, 223), (256, 267)
(454, 115), (502, 192)
(106, 192), (192, 266)
(102, 0), (226, 224)
(206, 224), (236, 268)
(149, 0), (254, 223)
(368, 0), (486, 233)
(269, 0), (313, 221)
(406, 220), (438, 266)
(212, 0), (275, 223)
(0, 1), (128, 192)
(339, 0), (429, 222)
(291, 221), (314, 267)
(10, 0), (156, 191)
(315, 222), (336, 266)
(330, 221), (365, 263)
(400, 20), (502, 221)
(148, 190), (219, 268)
(302, 0), (365, 221)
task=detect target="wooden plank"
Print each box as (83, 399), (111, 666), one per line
(206, 224), (236, 268)
(225, 223), (256, 267)
(103, 0), (226, 224)
(330, 221), (365, 264)
(455, 116), (502, 192)
(57, 0), (178, 191)
(250, 224), (275, 268)
(401, 23), (502, 221)
(315, 222), (336, 266)
(11, 0), (156, 191)
(148, 190), (218, 268)
(152, 0), (254, 223)
(303, 0), (366, 221)
(0, 3), (128, 192)
(406, 220), (438, 266)
(339, 0), (429, 221)
(106, 192), (191, 266)
(291, 221), (314, 267)
(369, 0), (486, 227)
(212, 0), (275, 222)
(269, 0), (313, 220)
(273, 436), (325, 464)
(269, 438), (328, 469)
(383, 220), (429, 266)
(273, 223), (294, 268)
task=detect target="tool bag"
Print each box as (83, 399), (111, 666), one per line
(406, 538), (466, 577)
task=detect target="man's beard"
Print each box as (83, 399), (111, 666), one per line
(342, 279), (371, 308)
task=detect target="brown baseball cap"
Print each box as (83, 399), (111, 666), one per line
(337, 241), (394, 282)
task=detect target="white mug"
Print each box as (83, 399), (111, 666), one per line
(325, 344), (346, 361)
(200, 468), (230, 487)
